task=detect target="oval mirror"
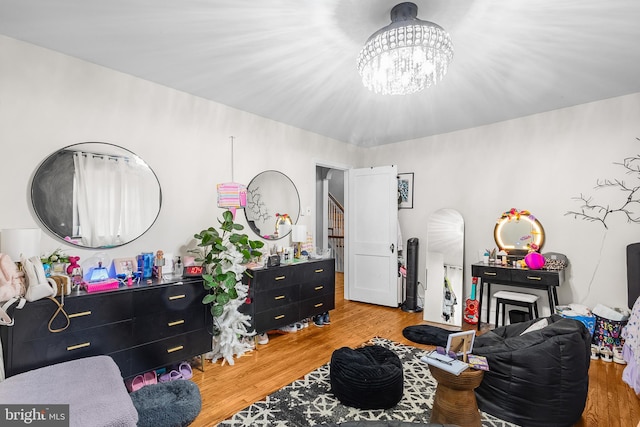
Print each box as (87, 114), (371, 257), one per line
(244, 170), (300, 240)
(31, 142), (161, 249)
(494, 209), (544, 255)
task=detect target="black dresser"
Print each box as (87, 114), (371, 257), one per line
(471, 262), (565, 329)
(0, 277), (212, 379)
(242, 258), (335, 333)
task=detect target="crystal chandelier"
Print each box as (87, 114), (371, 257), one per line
(357, 2), (453, 95)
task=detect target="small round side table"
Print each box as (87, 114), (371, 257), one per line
(429, 364), (484, 427)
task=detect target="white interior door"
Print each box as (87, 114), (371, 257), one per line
(346, 165), (399, 307)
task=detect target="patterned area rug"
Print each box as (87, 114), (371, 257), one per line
(219, 337), (518, 427)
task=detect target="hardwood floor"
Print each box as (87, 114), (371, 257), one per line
(189, 273), (639, 426)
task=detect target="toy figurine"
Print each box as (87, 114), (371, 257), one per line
(66, 256), (81, 275)
(154, 250), (165, 278)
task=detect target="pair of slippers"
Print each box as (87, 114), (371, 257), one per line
(159, 362), (193, 383)
(126, 371), (157, 392)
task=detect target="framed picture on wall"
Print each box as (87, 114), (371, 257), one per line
(397, 173), (414, 209)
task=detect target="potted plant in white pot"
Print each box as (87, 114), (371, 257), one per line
(191, 210), (264, 365)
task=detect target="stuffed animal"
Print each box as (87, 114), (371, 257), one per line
(66, 256), (81, 275)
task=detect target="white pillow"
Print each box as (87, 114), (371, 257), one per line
(520, 318), (548, 335)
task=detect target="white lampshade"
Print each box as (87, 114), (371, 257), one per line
(291, 225), (307, 243)
(1, 228), (41, 262)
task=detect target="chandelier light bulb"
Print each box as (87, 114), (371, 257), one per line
(357, 2), (453, 95)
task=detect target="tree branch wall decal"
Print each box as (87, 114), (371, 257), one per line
(566, 138), (640, 229)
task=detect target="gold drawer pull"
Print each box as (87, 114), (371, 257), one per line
(274, 314), (285, 320)
(484, 272), (497, 276)
(274, 295), (285, 300)
(314, 286), (324, 291)
(527, 276), (542, 281)
(69, 311), (92, 318)
(67, 342), (90, 351)
(169, 294), (186, 300)
(168, 320), (185, 327)
(315, 269), (324, 273)
(314, 303), (324, 308)
(275, 276), (286, 281)
(167, 345), (184, 353)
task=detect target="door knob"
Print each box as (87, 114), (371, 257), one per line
(390, 243), (395, 253)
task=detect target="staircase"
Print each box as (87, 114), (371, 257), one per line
(328, 194), (344, 272)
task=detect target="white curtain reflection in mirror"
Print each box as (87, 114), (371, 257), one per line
(72, 152), (159, 247)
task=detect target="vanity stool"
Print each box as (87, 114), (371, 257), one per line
(494, 290), (539, 327)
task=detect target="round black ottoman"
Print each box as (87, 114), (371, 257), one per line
(330, 345), (404, 409)
(130, 380), (202, 427)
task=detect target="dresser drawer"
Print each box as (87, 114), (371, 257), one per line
(127, 330), (211, 376)
(299, 293), (335, 318)
(300, 281), (333, 300)
(302, 260), (335, 282)
(9, 320), (133, 376)
(134, 309), (206, 343)
(12, 292), (132, 340)
(511, 269), (560, 287)
(248, 267), (302, 290)
(254, 304), (299, 332)
(133, 281), (203, 316)
(253, 285), (299, 312)
(473, 266), (511, 282)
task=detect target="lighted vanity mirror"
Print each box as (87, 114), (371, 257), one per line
(244, 170), (300, 240)
(494, 208), (545, 255)
(31, 142), (161, 249)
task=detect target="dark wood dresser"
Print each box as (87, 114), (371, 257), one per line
(0, 277), (212, 379)
(242, 258), (335, 333)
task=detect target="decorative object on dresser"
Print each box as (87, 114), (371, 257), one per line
(191, 210), (264, 365)
(241, 258), (335, 334)
(0, 276), (211, 379)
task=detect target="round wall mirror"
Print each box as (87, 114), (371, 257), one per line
(494, 209), (544, 255)
(244, 170), (300, 240)
(31, 142), (161, 249)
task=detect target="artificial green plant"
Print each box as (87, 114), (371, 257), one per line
(192, 210), (264, 327)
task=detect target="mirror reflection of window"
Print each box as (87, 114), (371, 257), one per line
(31, 142), (161, 249)
(72, 151), (159, 247)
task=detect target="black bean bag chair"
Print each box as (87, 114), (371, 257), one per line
(402, 324), (455, 347)
(473, 314), (591, 427)
(330, 345), (404, 409)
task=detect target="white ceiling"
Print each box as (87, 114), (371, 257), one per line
(1, 0), (639, 147)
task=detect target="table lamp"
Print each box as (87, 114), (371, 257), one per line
(291, 225), (307, 259)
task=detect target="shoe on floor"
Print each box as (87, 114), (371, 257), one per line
(313, 315), (324, 327)
(590, 344), (600, 360)
(257, 333), (269, 345)
(126, 374), (145, 392)
(178, 362), (193, 380)
(277, 324), (298, 333)
(613, 346), (626, 364)
(322, 312), (331, 325)
(143, 370), (157, 386)
(600, 346), (613, 362)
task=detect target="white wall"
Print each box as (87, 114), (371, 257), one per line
(0, 35), (364, 266)
(3, 34), (639, 317)
(368, 93), (640, 315)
